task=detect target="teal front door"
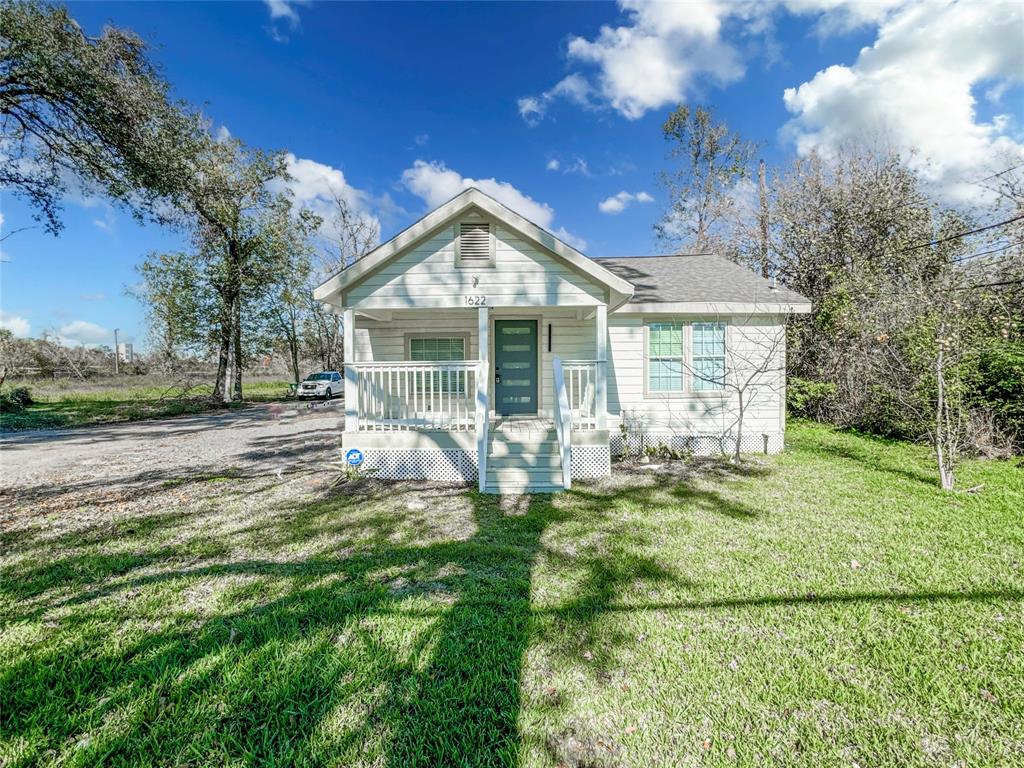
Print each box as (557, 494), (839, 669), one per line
(494, 320), (538, 415)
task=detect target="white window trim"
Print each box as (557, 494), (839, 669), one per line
(642, 319), (728, 399)
(454, 217), (496, 269)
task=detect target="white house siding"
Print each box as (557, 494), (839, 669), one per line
(353, 312), (480, 362)
(353, 309), (598, 419)
(606, 313), (786, 453)
(345, 225), (607, 310)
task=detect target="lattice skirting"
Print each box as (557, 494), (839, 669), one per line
(359, 449), (477, 482)
(571, 445), (611, 479)
(610, 432), (784, 457)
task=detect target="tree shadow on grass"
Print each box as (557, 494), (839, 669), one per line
(12, 454), (1007, 767)
(1, 483), (581, 766)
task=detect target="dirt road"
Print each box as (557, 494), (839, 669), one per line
(0, 401), (345, 499)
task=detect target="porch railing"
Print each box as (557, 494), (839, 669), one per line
(551, 357), (573, 490)
(349, 361), (480, 431)
(561, 359), (599, 431)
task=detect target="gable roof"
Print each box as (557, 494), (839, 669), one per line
(313, 187), (635, 309)
(593, 254), (812, 313)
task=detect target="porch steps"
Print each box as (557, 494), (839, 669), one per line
(484, 428), (564, 494)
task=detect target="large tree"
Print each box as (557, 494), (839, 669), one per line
(0, 1), (200, 234)
(655, 105), (757, 253)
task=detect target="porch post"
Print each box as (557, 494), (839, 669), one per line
(595, 303), (608, 430)
(476, 306), (489, 492)
(343, 308), (358, 432)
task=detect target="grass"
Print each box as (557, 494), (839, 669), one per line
(1, 421), (1022, 767)
(0, 378), (293, 431)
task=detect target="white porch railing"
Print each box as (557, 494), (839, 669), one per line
(552, 357), (573, 490)
(561, 360), (599, 431)
(349, 361), (480, 431)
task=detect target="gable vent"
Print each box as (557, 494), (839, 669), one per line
(459, 222), (492, 265)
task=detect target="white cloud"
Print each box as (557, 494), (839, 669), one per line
(522, 0), (746, 123)
(274, 153), (385, 245)
(552, 227), (588, 252)
(543, 156), (591, 177)
(782, 0), (907, 36)
(0, 311), (30, 338)
(598, 190), (654, 215)
(413, 133), (430, 147)
(782, 0), (1024, 201)
(80, 293), (107, 302)
(215, 125), (232, 142)
(57, 320), (110, 347)
(401, 160), (587, 250)
(518, 74), (598, 125)
(264, 0), (307, 41)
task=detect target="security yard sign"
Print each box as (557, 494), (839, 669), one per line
(345, 448), (364, 466)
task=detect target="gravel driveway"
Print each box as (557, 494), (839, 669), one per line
(0, 401), (345, 502)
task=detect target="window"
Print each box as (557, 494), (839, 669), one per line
(647, 321), (684, 392)
(456, 221), (494, 267)
(410, 336), (467, 394)
(692, 322), (725, 391)
(645, 321), (727, 394)
(410, 337), (465, 362)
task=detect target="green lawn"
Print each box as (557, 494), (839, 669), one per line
(0, 379), (293, 431)
(1, 422), (1022, 767)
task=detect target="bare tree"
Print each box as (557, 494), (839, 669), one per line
(655, 105), (757, 253)
(303, 191), (379, 371)
(684, 314), (787, 463)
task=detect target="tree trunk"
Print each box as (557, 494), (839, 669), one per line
(733, 391), (745, 463)
(935, 329), (954, 490)
(758, 159), (770, 279)
(287, 309), (301, 385)
(212, 305), (232, 403)
(231, 292), (243, 402)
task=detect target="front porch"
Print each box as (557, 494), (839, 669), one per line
(340, 306), (611, 491)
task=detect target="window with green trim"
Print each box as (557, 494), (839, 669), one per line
(647, 321), (684, 392)
(692, 322), (725, 390)
(409, 337), (466, 393)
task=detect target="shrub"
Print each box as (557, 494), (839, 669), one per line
(787, 377), (837, 421)
(0, 386), (34, 413)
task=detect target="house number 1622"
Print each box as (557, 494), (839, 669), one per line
(464, 295), (487, 306)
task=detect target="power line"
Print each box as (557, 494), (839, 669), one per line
(968, 164), (1024, 186)
(894, 214), (1024, 255)
(951, 239), (1024, 263)
(956, 277), (1024, 292)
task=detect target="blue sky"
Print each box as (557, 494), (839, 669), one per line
(2, 0), (1021, 349)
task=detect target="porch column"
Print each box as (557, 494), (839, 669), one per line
(343, 308), (358, 432)
(476, 306), (489, 492)
(595, 303), (608, 430)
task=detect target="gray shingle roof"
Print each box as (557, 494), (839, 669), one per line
(593, 254), (810, 306)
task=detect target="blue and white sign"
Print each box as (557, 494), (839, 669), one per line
(345, 448), (364, 466)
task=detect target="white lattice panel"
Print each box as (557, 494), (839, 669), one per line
(570, 446), (611, 479)
(360, 449), (477, 482)
(610, 432), (784, 457)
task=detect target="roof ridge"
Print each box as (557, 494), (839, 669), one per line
(592, 253), (718, 260)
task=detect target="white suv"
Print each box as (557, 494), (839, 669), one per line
(297, 371), (341, 399)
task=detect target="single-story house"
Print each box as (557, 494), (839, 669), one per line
(314, 188), (810, 493)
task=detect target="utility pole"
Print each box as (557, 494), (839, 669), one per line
(113, 328), (120, 375)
